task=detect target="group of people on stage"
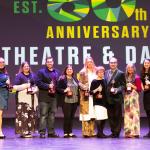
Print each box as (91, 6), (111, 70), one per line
(0, 56), (150, 139)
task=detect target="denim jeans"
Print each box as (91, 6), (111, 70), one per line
(39, 99), (57, 134)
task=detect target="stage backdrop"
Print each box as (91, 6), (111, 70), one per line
(0, 0), (150, 117)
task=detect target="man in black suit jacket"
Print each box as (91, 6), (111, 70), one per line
(105, 57), (126, 138)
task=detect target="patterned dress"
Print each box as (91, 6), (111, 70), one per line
(14, 72), (38, 135)
(78, 71), (97, 137)
(124, 75), (142, 137)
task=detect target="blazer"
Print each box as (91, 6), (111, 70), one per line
(57, 75), (79, 106)
(105, 69), (126, 104)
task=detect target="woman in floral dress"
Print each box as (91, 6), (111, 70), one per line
(13, 62), (38, 138)
(124, 64), (142, 138)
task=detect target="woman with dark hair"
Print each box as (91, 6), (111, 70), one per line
(57, 65), (78, 138)
(0, 57), (10, 139)
(141, 58), (150, 138)
(124, 64), (142, 138)
(13, 61), (38, 138)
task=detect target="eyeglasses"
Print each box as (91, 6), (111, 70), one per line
(110, 62), (117, 64)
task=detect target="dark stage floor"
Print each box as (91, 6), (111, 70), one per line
(1, 118), (150, 150)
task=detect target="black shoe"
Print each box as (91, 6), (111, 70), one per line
(48, 133), (59, 138)
(69, 133), (77, 138)
(97, 133), (108, 138)
(20, 134), (32, 138)
(108, 133), (119, 138)
(0, 135), (5, 139)
(83, 135), (90, 138)
(64, 134), (69, 138)
(40, 134), (46, 138)
(112, 134), (119, 138)
(134, 135), (139, 138)
(143, 133), (150, 138)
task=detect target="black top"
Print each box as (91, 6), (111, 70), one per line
(141, 72), (150, 110)
(141, 72), (150, 92)
(90, 79), (107, 107)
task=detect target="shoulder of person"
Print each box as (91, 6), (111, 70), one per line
(92, 79), (97, 83)
(105, 69), (109, 74)
(38, 68), (45, 72)
(79, 68), (86, 73)
(135, 74), (141, 80)
(54, 68), (60, 72)
(58, 75), (66, 80)
(117, 69), (124, 75)
(15, 72), (23, 78)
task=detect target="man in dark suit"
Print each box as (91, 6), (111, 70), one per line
(105, 57), (126, 138)
(37, 57), (60, 138)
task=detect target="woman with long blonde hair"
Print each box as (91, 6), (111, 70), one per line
(78, 56), (97, 137)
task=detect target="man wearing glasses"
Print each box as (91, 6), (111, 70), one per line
(105, 57), (126, 138)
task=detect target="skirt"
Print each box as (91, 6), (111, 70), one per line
(0, 88), (9, 110)
(94, 105), (108, 120)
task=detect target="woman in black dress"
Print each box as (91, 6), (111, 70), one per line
(141, 58), (150, 138)
(90, 66), (108, 138)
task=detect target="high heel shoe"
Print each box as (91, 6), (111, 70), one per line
(0, 132), (5, 139)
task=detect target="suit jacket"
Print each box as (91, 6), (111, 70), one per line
(105, 69), (126, 104)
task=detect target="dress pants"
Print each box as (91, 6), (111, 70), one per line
(107, 102), (122, 136)
(62, 102), (78, 134)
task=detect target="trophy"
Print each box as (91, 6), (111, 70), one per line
(96, 84), (103, 99)
(126, 78), (132, 93)
(27, 79), (34, 94)
(66, 83), (73, 97)
(110, 80), (115, 93)
(48, 80), (56, 95)
(84, 90), (89, 98)
(7, 84), (13, 93)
